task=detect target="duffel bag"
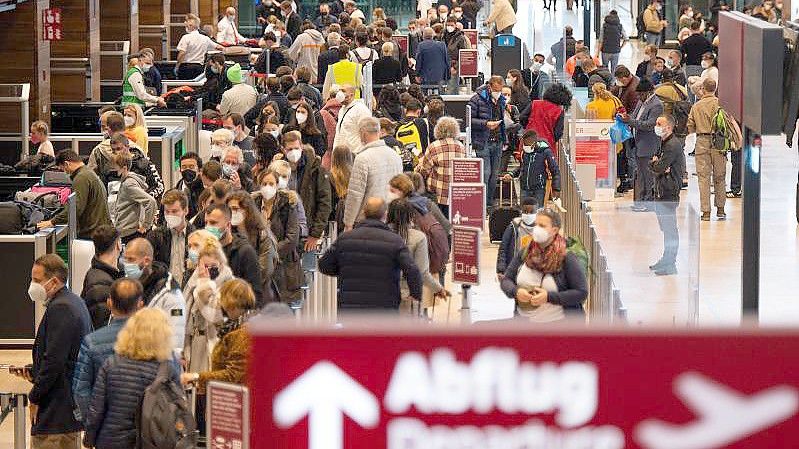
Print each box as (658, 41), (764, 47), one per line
(41, 170), (72, 187)
(0, 201), (45, 234)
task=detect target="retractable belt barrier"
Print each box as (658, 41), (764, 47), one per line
(302, 221), (338, 324)
(0, 391), (27, 449)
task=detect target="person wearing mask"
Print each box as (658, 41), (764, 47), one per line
(451, 5), (469, 27)
(372, 42), (403, 91)
(678, 4), (695, 30)
(586, 82), (623, 119)
(280, 0), (303, 39)
(443, 19), (470, 94)
(680, 20), (713, 66)
(500, 208), (588, 322)
(226, 191), (278, 301)
(110, 132), (165, 199)
(221, 145), (255, 192)
(24, 254), (92, 448)
(223, 113), (255, 165)
(666, 50), (688, 86)
(596, 10), (627, 72)
(288, 22), (326, 82)
(28, 120), (55, 157)
(246, 78), (288, 129)
(506, 69), (531, 114)
(286, 101), (327, 157)
(483, 0), (516, 33)
(344, 0), (366, 21)
(121, 55), (166, 108)
(254, 32), (287, 75)
(81, 225), (125, 329)
(621, 78), (663, 211)
(581, 57), (614, 95)
(315, 2), (339, 29)
(649, 115), (685, 275)
(83, 308), (180, 449)
(205, 204), (264, 301)
(37, 150), (111, 238)
(295, 66), (324, 110)
(109, 151), (157, 243)
(147, 189), (195, 282)
(217, 7), (246, 45)
(612, 65), (641, 194)
(183, 230), (236, 372)
(323, 46), (363, 100)
(635, 44), (659, 80)
(329, 145), (353, 229)
(220, 64), (259, 117)
(138, 48), (162, 96)
(177, 14), (224, 79)
(73, 278), (144, 426)
(332, 84), (372, 152)
(319, 85), (343, 163)
(343, 117), (403, 231)
(319, 197), (422, 310)
(469, 76), (506, 208)
(253, 170), (302, 303)
(177, 153), (203, 219)
(187, 54), (230, 111)
(496, 197), (539, 279)
(642, 0), (667, 47)
(122, 104), (149, 155)
(414, 27), (450, 89)
(180, 278), (255, 391)
(414, 117), (465, 218)
(318, 32), (342, 86)
(688, 52), (718, 95)
(503, 129), (561, 207)
(121, 238), (186, 352)
(687, 78), (725, 221)
(88, 111), (126, 184)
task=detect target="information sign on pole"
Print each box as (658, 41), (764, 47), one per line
(463, 29), (478, 46)
(451, 158), (483, 184)
(452, 226), (481, 285)
(573, 119), (615, 201)
(449, 183), (485, 229)
(458, 49), (479, 78)
(207, 381), (250, 449)
(391, 35), (408, 55)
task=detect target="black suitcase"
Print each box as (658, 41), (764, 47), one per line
(489, 178), (520, 242)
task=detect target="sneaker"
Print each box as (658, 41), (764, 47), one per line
(649, 260), (666, 271)
(688, 151), (695, 156)
(654, 264), (678, 276)
(701, 212), (711, 221)
(726, 190), (742, 198)
(631, 205), (649, 212)
(717, 208), (727, 220)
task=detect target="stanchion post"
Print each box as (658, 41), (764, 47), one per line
(460, 284), (471, 324)
(14, 394), (26, 449)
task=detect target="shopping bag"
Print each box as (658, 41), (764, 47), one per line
(609, 116), (633, 144)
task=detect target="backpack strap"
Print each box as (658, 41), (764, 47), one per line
(156, 360), (171, 382)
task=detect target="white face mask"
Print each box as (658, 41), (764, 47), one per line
(278, 176), (289, 189)
(505, 77), (513, 85)
(269, 129), (280, 139)
(286, 149), (302, 163)
(643, 55), (652, 62)
(454, 11), (463, 18)
(532, 225), (552, 244)
(28, 280), (49, 303)
(521, 213), (536, 226)
(615, 79), (625, 87)
(532, 62), (542, 71)
(210, 144), (224, 158)
(228, 14), (236, 21)
(261, 185), (277, 200)
(387, 190), (400, 201)
(124, 116), (135, 128)
(491, 91), (501, 100)
(231, 211), (245, 226)
(446, 26), (455, 33)
(654, 125), (666, 137)
(701, 60), (711, 69)
(296, 112), (308, 124)
(335, 91), (347, 103)
(165, 214), (183, 229)
(185, 26), (192, 33)
(523, 145), (534, 153)
(666, 59), (674, 68)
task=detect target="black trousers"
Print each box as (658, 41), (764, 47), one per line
(729, 149), (742, 192)
(177, 63), (204, 80)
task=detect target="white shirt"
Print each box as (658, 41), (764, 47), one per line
(177, 30), (218, 64)
(333, 100), (372, 153)
(349, 8), (366, 21)
(216, 16), (246, 45)
(37, 140), (54, 157)
(219, 83), (259, 116)
(349, 47), (378, 64)
(128, 70), (161, 105)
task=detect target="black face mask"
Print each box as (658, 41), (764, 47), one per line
(181, 169), (197, 183)
(209, 266), (220, 280)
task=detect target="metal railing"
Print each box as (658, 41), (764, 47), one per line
(302, 221), (339, 323)
(140, 25), (169, 60)
(0, 392), (27, 449)
(0, 83), (30, 158)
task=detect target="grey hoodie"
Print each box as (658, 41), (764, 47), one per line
(287, 28), (326, 81)
(113, 172), (156, 238)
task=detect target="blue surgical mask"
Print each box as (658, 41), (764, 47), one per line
(123, 262), (143, 279)
(222, 163), (237, 176)
(188, 248), (199, 264)
(206, 226), (224, 240)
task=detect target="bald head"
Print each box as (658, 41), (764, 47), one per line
(226, 6), (236, 16)
(109, 278), (144, 316)
(126, 238), (154, 259)
(363, 197), (387, 220)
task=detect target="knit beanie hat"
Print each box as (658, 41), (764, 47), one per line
(227, 63), (243, 84)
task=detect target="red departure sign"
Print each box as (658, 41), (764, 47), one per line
(391, 35), (409, 55)
(451, 158), (483, 184)
(207, 381), (250, 449)
(452, 226), (480, 285)
(251, 325), (799, 449)
(43, 8), (63, 41)
(458, 49), (479, 78)
(463, 29), (478, 47)
(449, 184), (485, 229)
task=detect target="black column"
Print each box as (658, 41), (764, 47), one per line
(741, 128), (760, 319)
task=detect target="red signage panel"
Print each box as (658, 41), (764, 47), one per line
(43, 8), (63, 41)
(575, 140), (611, 179)
(449, 183), (484, 229)
(451, 157), (483, 184)
(463, 29), (478, 47)
(391, 35), (409, 55)
(452, 226), (480, 285)
(252, 325), (799, 449)
(458, 49), (479, 77)
(207, 381), (250, 449)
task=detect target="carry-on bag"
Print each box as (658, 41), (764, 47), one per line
(489, 178), (521, 242)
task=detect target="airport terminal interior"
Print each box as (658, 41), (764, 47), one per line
(0, 0), (798, 447)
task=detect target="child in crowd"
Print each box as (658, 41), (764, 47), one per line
(30, 120), (54, 157)
(496, 196), (539, 280)
(503, 129), (561, 208)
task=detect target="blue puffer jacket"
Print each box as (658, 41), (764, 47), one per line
(84, 355), (180, 449)
(72, 317), (128, 425)
(468, 85), (507, 149)
(511, 139), (562, 192)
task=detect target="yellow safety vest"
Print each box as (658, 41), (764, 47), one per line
(331, 60), (362, 98)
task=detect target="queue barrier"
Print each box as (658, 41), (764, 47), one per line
(139, 25), (169, 62)
(301, 221), (338, 324)
(0, 391), (27, 449)
(0, 83), (30, 162)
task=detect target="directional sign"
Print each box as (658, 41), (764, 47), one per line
(251, 325), (799, 449)
(207, 381), (250, 449)
(449, 183), (485, 229)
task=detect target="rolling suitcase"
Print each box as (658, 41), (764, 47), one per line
(489, 178), (520, 242)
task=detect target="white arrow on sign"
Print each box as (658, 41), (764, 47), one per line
(273, 361), (380, 449)
(635, 372), (799, 449)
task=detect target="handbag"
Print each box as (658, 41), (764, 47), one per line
(609, 116), (633, 144)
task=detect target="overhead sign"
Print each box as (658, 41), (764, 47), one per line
(252, 326), (799, 449)
(449, 183), (484, 229)
(452, 226), (480, 285)
(207, 381), (250, 449)
(451, 157), (483, 184)
(496, 34), (516, 47)
(458, 49), (479, 78)
(43, 8), (63, 41)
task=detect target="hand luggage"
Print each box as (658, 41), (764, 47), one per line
(30, 185), (71, 204)
(41, 170), (72, 187)
(489, 178), (520, 242)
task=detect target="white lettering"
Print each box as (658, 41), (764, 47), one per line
(385, 352), (434, 414)
(470, 348), (520, 414)
(431, 349), (473, 413)
(557, 362), (599, 428)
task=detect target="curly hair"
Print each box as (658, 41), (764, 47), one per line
(543, 83), (573, 109)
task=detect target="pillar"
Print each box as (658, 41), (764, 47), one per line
(49, 0), (100, 101)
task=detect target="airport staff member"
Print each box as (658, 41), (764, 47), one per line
(176, 14), (224, 80)
(122, 55), (166, 108)
(217, 7), (246, 45)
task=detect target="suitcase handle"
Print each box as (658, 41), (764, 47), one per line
(499, 177), (516, 206)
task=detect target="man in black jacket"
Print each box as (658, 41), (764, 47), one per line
(146, 189), (195, 282)
(204, 204), (265, 304)
(317, 32), (342, 85)
(81, 225), (124, 329)
(679, 21), (713, 66)
(649, 114), (685, 276)
(25, 254), (92, 448)
(319, 197), (422, 311)
(281, 0), (303, 40)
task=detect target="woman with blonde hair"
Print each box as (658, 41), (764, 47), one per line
(585, 82), (622, 120)
(183, 229), (235, 373)
(123, 104), (149, 155)
(180, 278), (256, 390)
(85, 306), (181, 449)
(329, 145), (354, 231)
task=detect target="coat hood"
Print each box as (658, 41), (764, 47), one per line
(407, 193), (430, 215)
(304, 28), (325, 43)
(140, 260), (170, 293)
(604, 14), (621, 25)
(123, 171), (148, 189)
(90, 256), (122, 277)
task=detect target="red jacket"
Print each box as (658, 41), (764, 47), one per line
(525, 100), (563, 152)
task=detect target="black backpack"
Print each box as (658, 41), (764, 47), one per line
(0, 201), (46, 234)
(664, 84), (691, 137)
(136, 361), (197, 449)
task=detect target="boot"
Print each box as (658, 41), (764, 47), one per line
(717, 208), (726, 220)
(701, 212), (711, 221)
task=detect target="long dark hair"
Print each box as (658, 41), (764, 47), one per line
(292, 101), (322, 136)
(543, 83), (573, 108)
(386, 198), (414, 242)
(227, 190), (265, 246)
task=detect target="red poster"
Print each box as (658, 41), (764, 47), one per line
(391, 35), (409, 55)
(463, 29), (478, 47)
(449, 184), (484, 229)
(252, 326), (799, 449)
(452, 226), (480, 285)
(43, 8), (63, 41)
(458, 49), (479, 77)
(575, 139), (610, 179)
(451, 158), (483, 184)
(207, 381), (250, 449)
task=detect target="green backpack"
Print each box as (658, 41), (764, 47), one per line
(518, 236), (590, 276)
(711, 107), (743, 153)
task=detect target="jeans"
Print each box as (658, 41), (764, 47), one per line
(654, 201), (679, 266)
(521, 188), (546, 209)
(625, 140), (638, 184)
(645, 31), (662, 47)
(476, 140), (503, 206)
(635, 156), (654, 203)
(601, 52), (620, 72)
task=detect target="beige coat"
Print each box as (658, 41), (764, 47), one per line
(485, 0), (516, 32)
